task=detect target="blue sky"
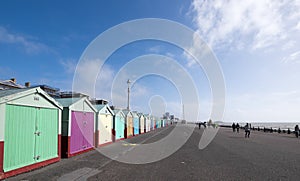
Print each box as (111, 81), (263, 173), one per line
(1, 0), (300, 122)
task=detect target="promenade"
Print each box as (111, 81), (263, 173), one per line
(7, 125), (300, 181)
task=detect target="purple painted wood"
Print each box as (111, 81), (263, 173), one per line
(82, 112), (94, 149)
(70, 111), (94, 154)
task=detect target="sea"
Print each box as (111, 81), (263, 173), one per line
(221, 122), (299, 130)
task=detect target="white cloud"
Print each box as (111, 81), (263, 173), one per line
(147, 45), (162, 53)
(0, 26), (51, 54)
(189, 0), (300, 50)
(282, 40), (296, 50)
(95, 64), (115, 99)
(72, 58), (116, 100)
(165, 52), (175, 59)
(224, 91), (300, 122)
(281, 51), (300, 64)
(131, 83), (149, 97)
(182, 32), (209, 68)
(296, 21), (300, 30)
(60, 59), (77, 74)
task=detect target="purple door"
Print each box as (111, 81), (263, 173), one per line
(70, 111), (94, 154)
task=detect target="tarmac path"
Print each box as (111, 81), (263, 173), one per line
(6, 124), (300, 181)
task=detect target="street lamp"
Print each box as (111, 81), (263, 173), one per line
(127, 79), (131, 110)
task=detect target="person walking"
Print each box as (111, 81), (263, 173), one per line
(232, 123), (236, 132)
(295, 125), (299, 138)
(245, 123), (250, 138)
(236, 123), (240, 133)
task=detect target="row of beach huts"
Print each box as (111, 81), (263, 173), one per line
(0, 85), (173, 179)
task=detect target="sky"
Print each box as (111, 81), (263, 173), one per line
(1, 0), (300, 122)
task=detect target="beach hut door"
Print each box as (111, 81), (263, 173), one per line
(3, 105), (58, 172)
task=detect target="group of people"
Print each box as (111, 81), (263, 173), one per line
(231, 123), (240, 133)
(231, 123), (300, 139)
(232, 122), (251, 138)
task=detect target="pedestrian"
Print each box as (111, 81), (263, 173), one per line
(232, 123), (236, 132)
(236, 123), (240, 133)
(245, 123), (250, 138)
(278, 128), (281, 133)
(295, 125), (299, 138)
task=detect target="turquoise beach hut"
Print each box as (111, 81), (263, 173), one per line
(113, 109), (125, 141)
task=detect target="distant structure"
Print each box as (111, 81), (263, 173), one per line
(0, 78), (25, 90)
(36, 84), (60, 98)
(90, 99), (108, 105)
(163, 112), (170, 119)
(127, 79), (131, 110)
(59, 91), (89, 98)
(170, 115), (175, 120)
(170, 115), (175, 124)
(110, 106), (125, 111)
(181, 104), (186, 124)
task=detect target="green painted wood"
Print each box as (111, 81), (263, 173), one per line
(3, 105), (58, 172)
(3, 105), (36, 172)
(35, 108), (58, 162)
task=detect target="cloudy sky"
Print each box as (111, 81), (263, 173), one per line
(1, 0), (300, 122)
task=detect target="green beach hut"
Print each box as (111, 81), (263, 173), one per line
(0, 87), (62, 179)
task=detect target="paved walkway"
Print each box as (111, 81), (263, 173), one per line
(6, 125), (300, 181)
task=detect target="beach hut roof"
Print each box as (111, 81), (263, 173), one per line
(112, 109), (125, 117)
(55, 97), (97, 112)
(0, 87), (62, 109)
(93, 104), (115, 115)
(137, 112), (144, 117)
(122, 110), (133, 116)
(55, 97), (81, 107)
(131, 111), (139, 117)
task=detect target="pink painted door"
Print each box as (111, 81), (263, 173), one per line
(70, 111), (94, 154)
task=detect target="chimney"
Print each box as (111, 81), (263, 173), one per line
(10, 78), (16, 83)
(25, 82), (30, 88)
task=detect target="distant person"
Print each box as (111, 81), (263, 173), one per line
(236, 123), (240, 133)
(245, 123), (250, 138)
(232, 123), (236, 132)
(295, 125), (299, 138)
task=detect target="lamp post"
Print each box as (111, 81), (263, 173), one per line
(127, 79), (131, 110)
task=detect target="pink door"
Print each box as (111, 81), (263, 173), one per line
(70, 111), (94, 154)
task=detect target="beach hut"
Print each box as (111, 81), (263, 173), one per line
(138, 113), (145, 134)
(123, 110), (133, 138)
(56, 97), (96, 158)
(150, 116), (155, 130)
(0, 87), (62, 179)
(132, 111), (140, 136)
(144, 114), (151, 132)
(156, 117), (160, 128)
(94, 104), (114, 146)
(162, 119), (165, 127)
(112, 109), (125, 141)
